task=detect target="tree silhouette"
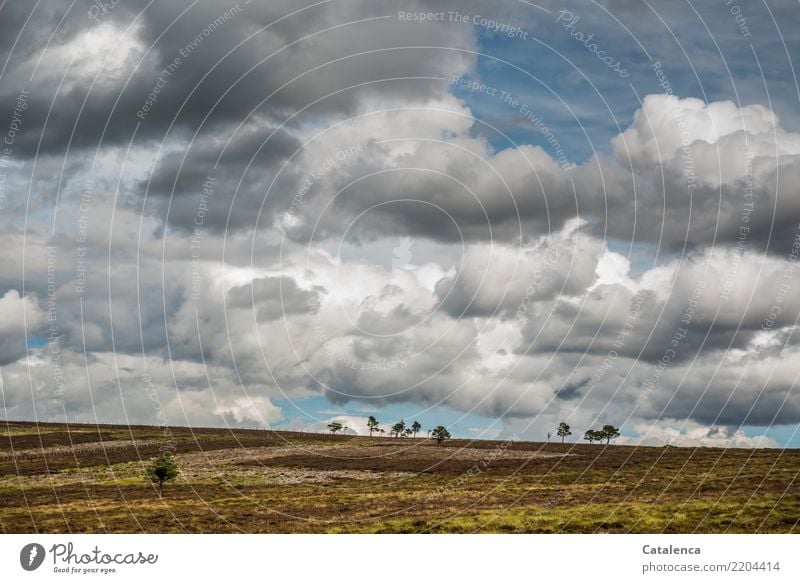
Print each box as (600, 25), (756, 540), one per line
(431, 425), (451, 444)
(367, 416), (380, 437)
(601, 425), (620, 444)
(556, 422), (572, 443)
(328, 421), (343, 434)
(146, 453), (178, 496)
(391, 419), (406, 437)
(411, 421), (422, 437)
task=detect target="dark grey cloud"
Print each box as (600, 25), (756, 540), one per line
(643, 359), (800, 427)
(434, 227), (600, 318)
(144, 122), (301, 232)
(5, 1), (795, 256)
(227, 275), (321, 322)
(517, 246), (800, 365)
(556, 377), (589, 400)
(270, 94), (800, 256)
(564, 153), (785, 254)
(0, 0), (473, 160)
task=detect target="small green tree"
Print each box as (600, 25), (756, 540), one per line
(391, 419), (406, 437)
(411, 420), (422, 437)
(584, 429), (597, 444)
(601, 425), (620, 444)
(431, 425), (451, 444)
(146, 453), (178, 496)
(328, 421), (343, 434)
(367, 416), (380, 437)
(556, 422), (572, 443)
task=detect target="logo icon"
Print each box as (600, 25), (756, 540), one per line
(391, 236), (414, 271)
(20, 543), (46, 571)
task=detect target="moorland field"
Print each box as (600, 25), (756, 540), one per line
(1, 420), (798, 533)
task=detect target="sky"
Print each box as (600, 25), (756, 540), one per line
(1, 0), (799, 447)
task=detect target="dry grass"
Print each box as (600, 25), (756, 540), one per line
(1, 420), (798, 533)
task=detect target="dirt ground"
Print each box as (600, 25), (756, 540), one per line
(1, 420), (798, 533)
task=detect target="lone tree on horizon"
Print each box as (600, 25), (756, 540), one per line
(367, 416), (380, 437)
(601, 425), (620, 444)
(556, 422), (572, 443)
(584, 429), (600, 444)
(391, 419), (406, 437)
(146, 453), (178, 496)
(328, 421), (343, 434)
(411, 420), (422, 437)
(431, 425), (451, 444)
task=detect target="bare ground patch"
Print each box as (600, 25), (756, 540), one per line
(235, 443), (573, 475)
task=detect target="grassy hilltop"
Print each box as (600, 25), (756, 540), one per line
(1, 420), (798, 533)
